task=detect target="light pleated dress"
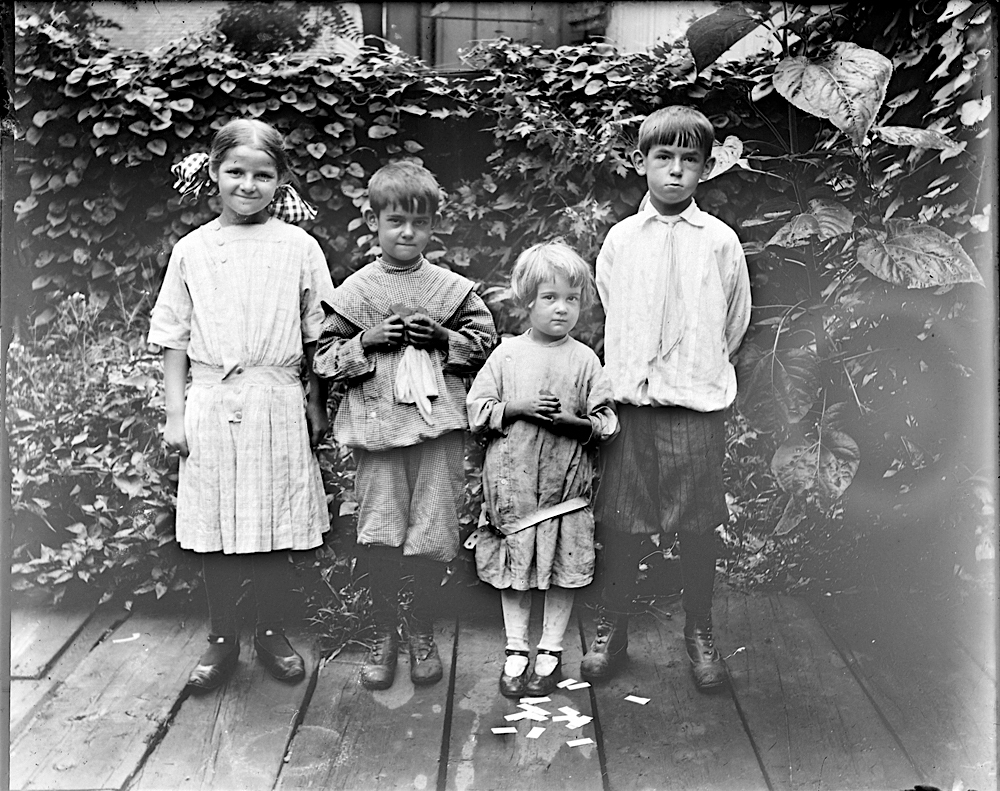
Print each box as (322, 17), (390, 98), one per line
(148, 217), (336, 554)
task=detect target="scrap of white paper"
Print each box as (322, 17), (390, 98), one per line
(505, 711), (532, 722)
(556, 678), (577, 688)
(566, 681), (591, 690)
(517, 703), (550, 716)
(112, 632), (140, 644)
(558, 706), (580, 716)
(492, 726), (518, 734)
(567, 738), (594, 747)
(526, 726), (545, 739)
(624, 695), (650, 705)
(519, 696), (551, 704)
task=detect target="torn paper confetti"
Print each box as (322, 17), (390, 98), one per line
(624, 695), (650, 705)
(112, 633), (140, 644)
(556, 678), (578, 688)
(526, 726), (545, 739)
(491, 726), (518, 735)
(567, 738), (594, 747)
(558, 706), (580, 716)
(566, 681), (591, 690)
(519, 696), (551, 704)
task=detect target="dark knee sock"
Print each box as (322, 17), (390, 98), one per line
(679, 530), (718, 620)
(401, 556), (444, 630)
(201, 552), (243, 637)
(598, 532), (647, 614)
(250, 551), (295, 632)
(363, 545), (404, 629)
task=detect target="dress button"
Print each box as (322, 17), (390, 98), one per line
(234, 411), (242, 420)
(217, 239), (225, 246)
(235, 366), (244, 374)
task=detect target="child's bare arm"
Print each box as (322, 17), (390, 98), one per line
(163, 347), (189, 457)
(303, 342), (329, 449)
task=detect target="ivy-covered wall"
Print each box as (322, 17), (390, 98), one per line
(8, 2), (995, 603)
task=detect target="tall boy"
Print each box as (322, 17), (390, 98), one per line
(582, 106), (751, 691)
(314, 161), (496, 689)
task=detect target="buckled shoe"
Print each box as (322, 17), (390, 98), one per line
(361, 627), (399, 690)
(254, 628), (306, 683)
(580, 612), (629, 682)
(684, 615), (727, 693)
(499, 648), (531, 698)
(525, 649), (562, 696)
(187, 634), (240, 692)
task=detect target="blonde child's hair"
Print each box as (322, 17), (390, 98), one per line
(368, 160), (442, 216)
(637, 106), (715, 160)
(209, 118), (291, 181)
(510, 240), (596, 309)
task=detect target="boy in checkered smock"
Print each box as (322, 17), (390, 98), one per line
(314, 161), (497, 690)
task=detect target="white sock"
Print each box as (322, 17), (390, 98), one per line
(538, 586), (575, 654)
(533, 652), (559, 676)
(501, 588), (531, 652)
(504, 653), (530, 676)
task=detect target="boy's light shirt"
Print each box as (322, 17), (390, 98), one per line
(596, 199), (751, 412)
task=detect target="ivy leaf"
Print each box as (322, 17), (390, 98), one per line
(773, 42), (892, 146)
(873, 125), (959, 150)
(146, 139), (167, 156)
(737, 345), (820, 429)
(702, 135), (743, 180)
(368, 124), (395, 139)
(306, 142), (327, 159)
(686, 1), (769, 73)
(857, 220), (984, 288)
(93, 119), (120, 138)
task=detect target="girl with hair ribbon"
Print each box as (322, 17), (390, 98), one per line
(148, 118), (335, 691)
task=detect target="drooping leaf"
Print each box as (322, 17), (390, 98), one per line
(773, 42), (892, 146)
(737, 344), (820, 428)
(766, 199), (853, 246)
(367, 124), (396, 139)
(857, 219), (984, 288)
(874, 125), (959, 150)
(774, 497), (806, 536)
(686, 2), (770, 73)
(770, 429), (860, 509)
(702, 135), (744, 180)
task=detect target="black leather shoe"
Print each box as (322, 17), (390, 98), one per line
(187, 634), (239, 692)
(408, 629), (443, 686)
(580, 611), (629, 682)
(254, 629), (306, 683)
(684, 615), (727, 693)
(361, 627), (399, 690)
(525, 649), (562, 696)
(499, 649), (530, 698)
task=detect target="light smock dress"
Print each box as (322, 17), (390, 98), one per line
(467, 331), (619, 590)
(148, 217), (336, 554)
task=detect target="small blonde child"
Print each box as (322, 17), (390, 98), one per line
(467, 241), (619, 697)
(149, 118), (335, 691)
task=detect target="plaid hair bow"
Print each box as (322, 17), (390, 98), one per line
(170, 152), (317, 223)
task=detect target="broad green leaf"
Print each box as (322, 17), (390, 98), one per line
(771, 429), (860, 509)
(306, 142), (327, 158)
(737, 345), (820, 428)
(702, 135), (743, 181)
(959, 96), (992, 126)
(857, 219), (984, 288)
(146, 139), (167, 156)
(766, 199), (853, 246)
(773, 497), (806, 536)
(93, 119), (119, 137)
(874, 125), (959, 150)
(773, 42), (892, 146)
(686, 1), (769, 73)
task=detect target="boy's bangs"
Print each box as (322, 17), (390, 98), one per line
(650, 126), (710, 156)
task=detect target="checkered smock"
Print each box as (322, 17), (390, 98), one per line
(148, 218), (336, 553)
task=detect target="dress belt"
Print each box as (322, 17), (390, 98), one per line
(190, 361), (300, 386)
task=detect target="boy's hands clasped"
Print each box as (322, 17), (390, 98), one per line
(504, 390), (594, 442)
(361, 313), (447, 352)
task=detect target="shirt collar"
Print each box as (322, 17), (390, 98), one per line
(639, 198), (706, 227)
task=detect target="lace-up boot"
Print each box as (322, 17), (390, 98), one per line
(580, 610), (629, 682)
(361, 626), (399, 690)
(407, 621), (443, 686)
(684, 613), (727, 692)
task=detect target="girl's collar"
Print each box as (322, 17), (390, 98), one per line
(525, 328), (571, 347)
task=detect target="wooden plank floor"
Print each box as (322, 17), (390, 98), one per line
(8, 584), (995, 791)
